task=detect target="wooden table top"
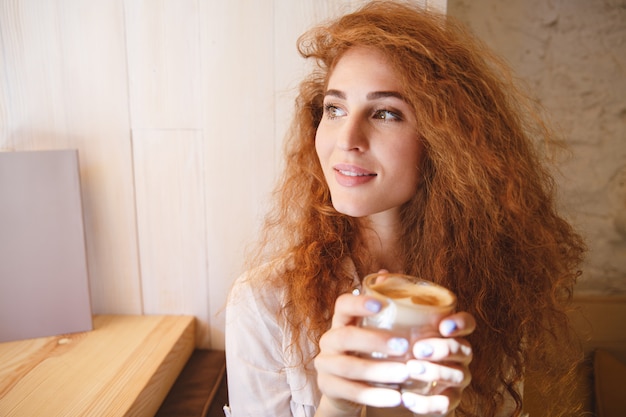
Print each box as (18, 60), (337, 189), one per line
(0, 315), (195, 417)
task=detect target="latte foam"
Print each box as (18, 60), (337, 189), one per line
(369, 277), (454, 307)
(362, 274), (456, 329)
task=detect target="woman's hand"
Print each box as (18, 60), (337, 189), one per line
(315, 292), (409, 416)
(402, 311), (475, 415)
(313, 292), (475, 417)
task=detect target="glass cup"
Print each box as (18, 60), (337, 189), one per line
(359, 272), (457, 397)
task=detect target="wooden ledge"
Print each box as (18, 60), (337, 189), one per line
(0, 315), (195, 417)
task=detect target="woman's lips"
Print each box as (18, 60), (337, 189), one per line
(333, 164), (377, 186)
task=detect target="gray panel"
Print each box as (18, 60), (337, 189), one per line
(0, 150), (92, 342)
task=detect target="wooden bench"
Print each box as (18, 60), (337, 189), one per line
(156, 349), (227, 417)
(525, 296), (626, 417)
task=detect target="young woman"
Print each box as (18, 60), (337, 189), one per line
(224, 2), (586, 416)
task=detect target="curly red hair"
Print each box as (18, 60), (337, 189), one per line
(247, 1), (586, 416)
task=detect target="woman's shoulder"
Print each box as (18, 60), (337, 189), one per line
(233, 255), (292, 288)
(228, 256), (293, 312)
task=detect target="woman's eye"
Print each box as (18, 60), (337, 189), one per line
(373, 109), (401, 121)
(324, 104), (345, 119)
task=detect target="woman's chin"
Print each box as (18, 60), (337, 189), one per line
(331, 202), (368, 218)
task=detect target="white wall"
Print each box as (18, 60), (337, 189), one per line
(0, 0), (445, 349)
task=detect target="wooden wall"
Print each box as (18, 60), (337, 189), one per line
(0, 0), (445, 349)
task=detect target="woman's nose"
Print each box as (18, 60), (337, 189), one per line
(337, 118), (368, 151)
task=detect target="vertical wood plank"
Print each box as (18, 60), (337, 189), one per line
(273, 0), (358, 174)
(124, 0), (202, 129)
(125, 0), (210, 345)
(200, 0), (277, 349)
(0, 0), (143, 314)
(132, 129), (210, 347)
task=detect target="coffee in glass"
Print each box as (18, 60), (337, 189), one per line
(359, 272), (457, 396)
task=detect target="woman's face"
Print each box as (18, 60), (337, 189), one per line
(315, 47), (424, 219)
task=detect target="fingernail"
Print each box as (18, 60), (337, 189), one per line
(414, 342), (433, 358)
(388, 337), (409, 354)
(440, 319), (457, 336)
(365, 299), (382, 313)
(408, 361), (426, 375)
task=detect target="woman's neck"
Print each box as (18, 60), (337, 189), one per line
(357, 212), (404, 274)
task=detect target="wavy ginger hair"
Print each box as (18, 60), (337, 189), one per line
(248, 1), (586, 416)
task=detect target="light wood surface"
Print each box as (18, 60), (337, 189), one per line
(0, 315), (195, 417)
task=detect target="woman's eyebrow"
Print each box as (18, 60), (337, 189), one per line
(323, 89), (405, 101)
(324, 89), (346, 99)
(366, 91), (405, 101)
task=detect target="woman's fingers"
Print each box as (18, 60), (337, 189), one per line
(315, 350), (409, 384)
(320, 325), (409, 357)
(315, 293), (410, 411)
(439, 311), (476, 337)
(407, 360), (471, 387)
(412, 337), (473, 364)
(330, 293), (383, 327)
(316, 326), (411, 387)
(318, 293), (475, 416)
(402, 387), (462, 415)
(318, 372), (403, 408)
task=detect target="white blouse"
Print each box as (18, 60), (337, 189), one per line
(224, 262), (322, 417)
(223, 261), (524, 417)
